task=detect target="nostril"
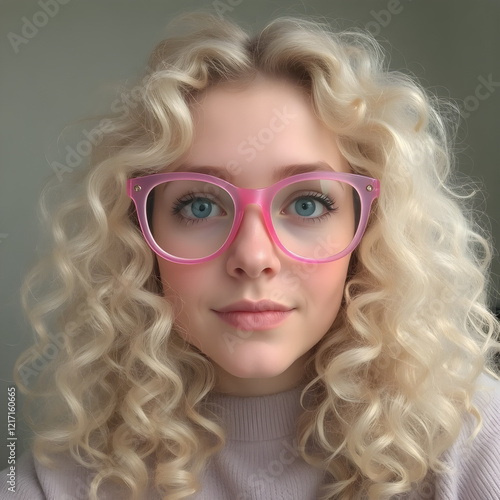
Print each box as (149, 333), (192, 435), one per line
(225, 222), (282, 279)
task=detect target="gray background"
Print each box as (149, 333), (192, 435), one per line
(1, 0), (499, 470)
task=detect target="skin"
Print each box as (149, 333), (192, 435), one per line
(156, 76), (352, 396)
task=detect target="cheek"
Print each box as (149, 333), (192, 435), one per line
(156, 259), (220, 319)
(306, 266), (349, 350)
(156, 260), (202, 307)
(156, 260), (207, 345)
(303, 258), (350, 315)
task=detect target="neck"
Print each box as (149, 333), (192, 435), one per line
(213, 355), (309, 396)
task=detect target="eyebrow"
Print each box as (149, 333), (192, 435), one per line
(174, 161), (337, 182)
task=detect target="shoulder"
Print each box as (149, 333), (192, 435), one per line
(435, 374), (500, 499)
(0, 451), (93, 500)
(1, 451), (162, 500)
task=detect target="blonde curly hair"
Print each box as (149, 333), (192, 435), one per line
(16, 12), (500, 500)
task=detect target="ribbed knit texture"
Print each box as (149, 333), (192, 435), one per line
(2, 376), (500, 499)
(192, 385), (324, 500)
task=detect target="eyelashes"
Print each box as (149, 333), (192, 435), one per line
(170, 190), (338, 226)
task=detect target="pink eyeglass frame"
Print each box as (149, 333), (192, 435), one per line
(127, 171), (380, 264)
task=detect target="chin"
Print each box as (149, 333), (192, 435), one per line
(221, 355), (295, 379)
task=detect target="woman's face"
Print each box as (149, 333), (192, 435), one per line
(156, 76), (352, 396)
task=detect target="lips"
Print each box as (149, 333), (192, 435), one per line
(215, 300), (292, 313)
(213, 300), (294, 331)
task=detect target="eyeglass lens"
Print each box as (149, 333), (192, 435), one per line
(147, 179), (360, 260)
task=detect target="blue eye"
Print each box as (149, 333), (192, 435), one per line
(172, 194), (223, 221)
(294, 198), (321, 217)
(189, 198), (215, 218)
(286, 192), (336, 219)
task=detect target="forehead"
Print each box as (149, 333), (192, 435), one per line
(192, 76), (307, 114)
(183, 76), (351, 183)
(190, 76), (312, 138)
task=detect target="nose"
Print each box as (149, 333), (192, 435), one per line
(225, 204), (281, 279)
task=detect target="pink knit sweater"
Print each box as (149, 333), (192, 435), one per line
(2, 375), (500, 499)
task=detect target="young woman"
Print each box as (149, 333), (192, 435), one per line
(2, 13), (500, 500)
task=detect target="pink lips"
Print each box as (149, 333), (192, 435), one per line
(213, 300), (294, 331)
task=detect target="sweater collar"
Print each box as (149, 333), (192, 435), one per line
(202, 385), (307, 442)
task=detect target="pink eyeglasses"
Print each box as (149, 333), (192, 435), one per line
(127, 171), (380, 264)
